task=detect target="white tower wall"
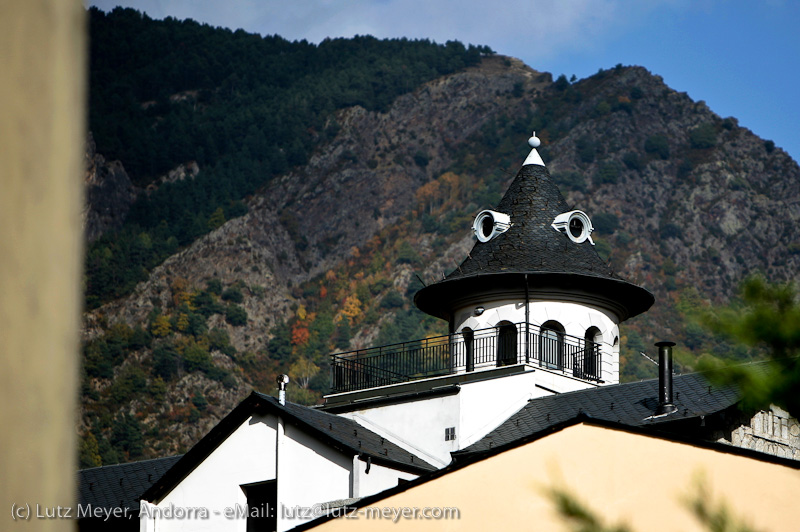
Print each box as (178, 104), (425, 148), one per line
(453, 299), (620, 384)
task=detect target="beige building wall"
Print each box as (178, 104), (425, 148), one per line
(0, 2), (86, 531)
(308, 422), (800, 532)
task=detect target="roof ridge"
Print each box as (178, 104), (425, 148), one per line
(252, 392), (437, 471)
(456, 362), (777, 455)
(77, 454), (184, 472)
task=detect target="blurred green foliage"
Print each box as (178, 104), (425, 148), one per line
(547, 476), (762, 532)
(699, 276), (800, 415)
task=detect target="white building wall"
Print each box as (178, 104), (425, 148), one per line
(353, 459), (417, 499)
(278, 424), (352, 532)
(140, 412), (421, 532)
(144, 413), (279, 532)
(339, 394), (461, 465)
(456, 371), (538, 449)
(342, 367), (597, 463)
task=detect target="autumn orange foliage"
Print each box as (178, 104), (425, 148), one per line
(291, 325), (310, 346)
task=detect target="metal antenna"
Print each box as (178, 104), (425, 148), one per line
(500, 167), (516, 178)
(639, 351), (658, 366)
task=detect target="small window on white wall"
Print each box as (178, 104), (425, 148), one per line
(242, 480), (276, 532)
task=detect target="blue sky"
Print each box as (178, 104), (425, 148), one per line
(88, 0), (799, 162)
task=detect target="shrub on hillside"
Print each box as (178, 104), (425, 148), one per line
(593, 212), (620, 235)
(576, 136), (596, 164)
(380, 290), (405, 309)
(595, 162), (621, 185)
(645, 134), (670, 159)
(660, 223), (683, 240)
(689, 123), (717, 149)
(622, 152), (643, 172)
(553, 171), (587, 192)
(225, 304), (248, 326)
(183, 343), (213, 373)
(221, 286), (244, 303)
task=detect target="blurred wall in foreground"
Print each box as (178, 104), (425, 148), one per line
(0, 1), (86, 530)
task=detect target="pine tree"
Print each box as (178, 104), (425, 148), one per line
(207, 207), (226, 230)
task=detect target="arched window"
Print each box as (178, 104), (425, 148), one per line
(581, 327), (602, 380)
(462, 327), (474, 372)
(496, 322), (517, 367)
(539, 321), (565, 370)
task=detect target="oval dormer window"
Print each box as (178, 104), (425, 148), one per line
(551, 210), (595, 245)
(569, 217), (584, 239)
(473, 210), (511, 243)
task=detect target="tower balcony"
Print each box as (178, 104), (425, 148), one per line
(330, 322), (602, 394)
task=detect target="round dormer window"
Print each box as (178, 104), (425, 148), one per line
(481, 216), (494, 239)
(569, 216), (585, 239)
(473, 210), (511, 243)
(551, 210), (595, 245)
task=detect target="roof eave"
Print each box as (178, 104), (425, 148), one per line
(415, 271), (654, 323)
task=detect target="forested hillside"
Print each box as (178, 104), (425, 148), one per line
(85, 7), (490, 307)
(79, 8), (800, 468)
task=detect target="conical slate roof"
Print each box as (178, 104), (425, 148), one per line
(452, 163), (616, 279)
(415, 139), (654, 322)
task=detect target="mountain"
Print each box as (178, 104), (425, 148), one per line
(79, 10), (800, 467)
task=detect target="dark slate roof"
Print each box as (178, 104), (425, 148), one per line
(252, 392), (436, 472)
(142, 392), (434, 504)
(415, 161), (654, 321)
(78, 455), (183, 515)
(458, 368), (746, 455)
(455, 164), (617, 279)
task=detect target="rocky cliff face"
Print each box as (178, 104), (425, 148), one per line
(81, 57), (800, 462)
(83, 134), (138, 242)
(261, 56), (553, 282)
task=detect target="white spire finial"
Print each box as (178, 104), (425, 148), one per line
(524, 131), (545, 166)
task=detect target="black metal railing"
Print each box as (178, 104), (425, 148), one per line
(330, 322), (602, 393)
